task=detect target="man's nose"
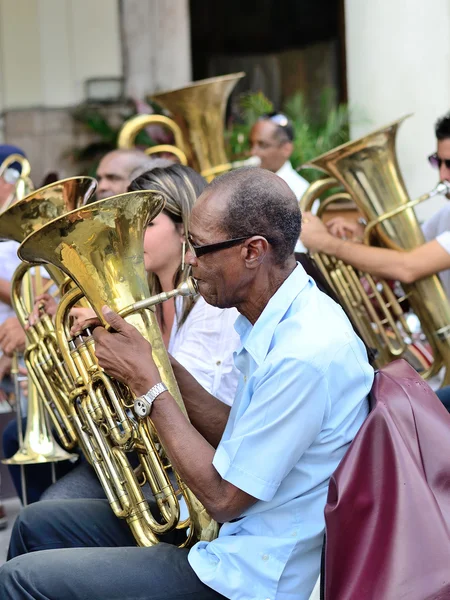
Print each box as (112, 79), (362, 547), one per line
(185, 248), (198, 267)
(440, 164), (450, 182)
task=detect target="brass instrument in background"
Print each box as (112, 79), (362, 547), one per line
(0, 153), (34, 209)
(18, 190), (218, 547)
(118, 72), (260, 181)
(300, 115), (450, 383)
(0, 177), (97, 470)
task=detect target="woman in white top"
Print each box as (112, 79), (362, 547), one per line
(36, 164), (241, 501)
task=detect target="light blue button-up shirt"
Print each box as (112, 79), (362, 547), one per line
(189, 264), (374, 600)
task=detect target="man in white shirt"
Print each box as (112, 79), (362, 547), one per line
(249, 112), (309, 199)
(301, 111), (450, 297)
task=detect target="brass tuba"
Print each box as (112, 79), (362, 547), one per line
(18, 190), (218, 547)
(117, 73), (259, 180)
(1, 177), (97, 468)
(300, 115), (450, 383)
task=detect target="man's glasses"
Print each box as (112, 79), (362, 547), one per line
(187, 234), (272, 258)
(428, 153), (450, 170)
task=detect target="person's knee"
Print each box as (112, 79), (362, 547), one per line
(0, 554), (34, 595)
(8, 500), (57, 559)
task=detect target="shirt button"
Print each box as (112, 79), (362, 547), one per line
(216, 360), (221, 366)
(262, 554), (269, 561)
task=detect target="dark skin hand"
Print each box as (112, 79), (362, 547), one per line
(93, 306), (257, 523)
(0, 316), (26, 356)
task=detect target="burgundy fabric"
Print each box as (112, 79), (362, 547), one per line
(324, 359), (450, 600)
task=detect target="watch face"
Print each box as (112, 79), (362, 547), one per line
(134, 397), (151, 418)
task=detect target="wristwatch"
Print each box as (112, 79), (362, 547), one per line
(134, 382), (168, 419)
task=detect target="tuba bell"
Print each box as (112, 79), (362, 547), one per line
(117, 73), (259, 180)
(300, 115), (450, 383)
(18, 190), (218, 547)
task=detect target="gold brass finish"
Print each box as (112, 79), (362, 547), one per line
(3, 267), (76, 466)
(18, 191), (218, 547)
(150, 73), (245, 175)
(300, 116), (450, 381)
(118, 73), (245, 180)
(0, 153), (34, 209)
(117, 114), (189, 165)
(0, 178), (97, 466)
(0, 176), (97, 244)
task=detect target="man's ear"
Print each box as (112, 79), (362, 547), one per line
(242, 237), (270, 269)
(281, 141), (294, 161)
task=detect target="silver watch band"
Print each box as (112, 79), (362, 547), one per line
(134, 382), (168, 419)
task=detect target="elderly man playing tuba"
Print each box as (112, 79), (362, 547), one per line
(0, 168), (373, 600)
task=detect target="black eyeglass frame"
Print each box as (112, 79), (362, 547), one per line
(187, 234), (273, 258)
(428, 152), (450, 170)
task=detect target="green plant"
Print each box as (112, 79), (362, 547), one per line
(226, 88), (352, 182)
(68, 102), (159, 176)
(69, 89), (352, 181)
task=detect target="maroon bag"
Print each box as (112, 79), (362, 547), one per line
(323, 359), (450, 600)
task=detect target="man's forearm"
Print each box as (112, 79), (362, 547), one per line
(322, 236), (409, 281)
(150, 392), (253, 523)
(170, 356), (230, 448)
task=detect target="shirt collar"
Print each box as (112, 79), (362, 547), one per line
(276, 161), (293, 178)
(234, 264), (310, 365)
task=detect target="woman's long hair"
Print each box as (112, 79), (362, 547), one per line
(129, 163), (207, 330)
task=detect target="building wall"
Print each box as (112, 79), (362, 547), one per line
(345, 0), (450, 222)
(0, 0), (123, 183)
(0, 0), (122, 110)
(0, 0), (192, 184)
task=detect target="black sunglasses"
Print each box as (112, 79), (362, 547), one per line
(187, 234), (272, 258)
(428, 153), (450, 170)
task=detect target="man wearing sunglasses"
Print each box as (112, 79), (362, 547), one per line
(0, 168), (373, 600)
(301, 112), (450, 299)
(249, 112), (309, 200)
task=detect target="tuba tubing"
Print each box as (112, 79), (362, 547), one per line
(300, 116), (450, 382)
(18, 190), (218, 547)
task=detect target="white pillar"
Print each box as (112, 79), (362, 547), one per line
(121, 0), (192, 99)
(345, 0), (450, 221)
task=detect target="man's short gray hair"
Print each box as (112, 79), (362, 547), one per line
(206, 167), (301, 265)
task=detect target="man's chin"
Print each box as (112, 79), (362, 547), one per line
(196, 281), (221, 308)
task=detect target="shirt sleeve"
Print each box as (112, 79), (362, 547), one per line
(171, 300), (240, 405)
(435, 231), (450, 255)
(213, 357), (329, 501)
(0, 241), (21, 281)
